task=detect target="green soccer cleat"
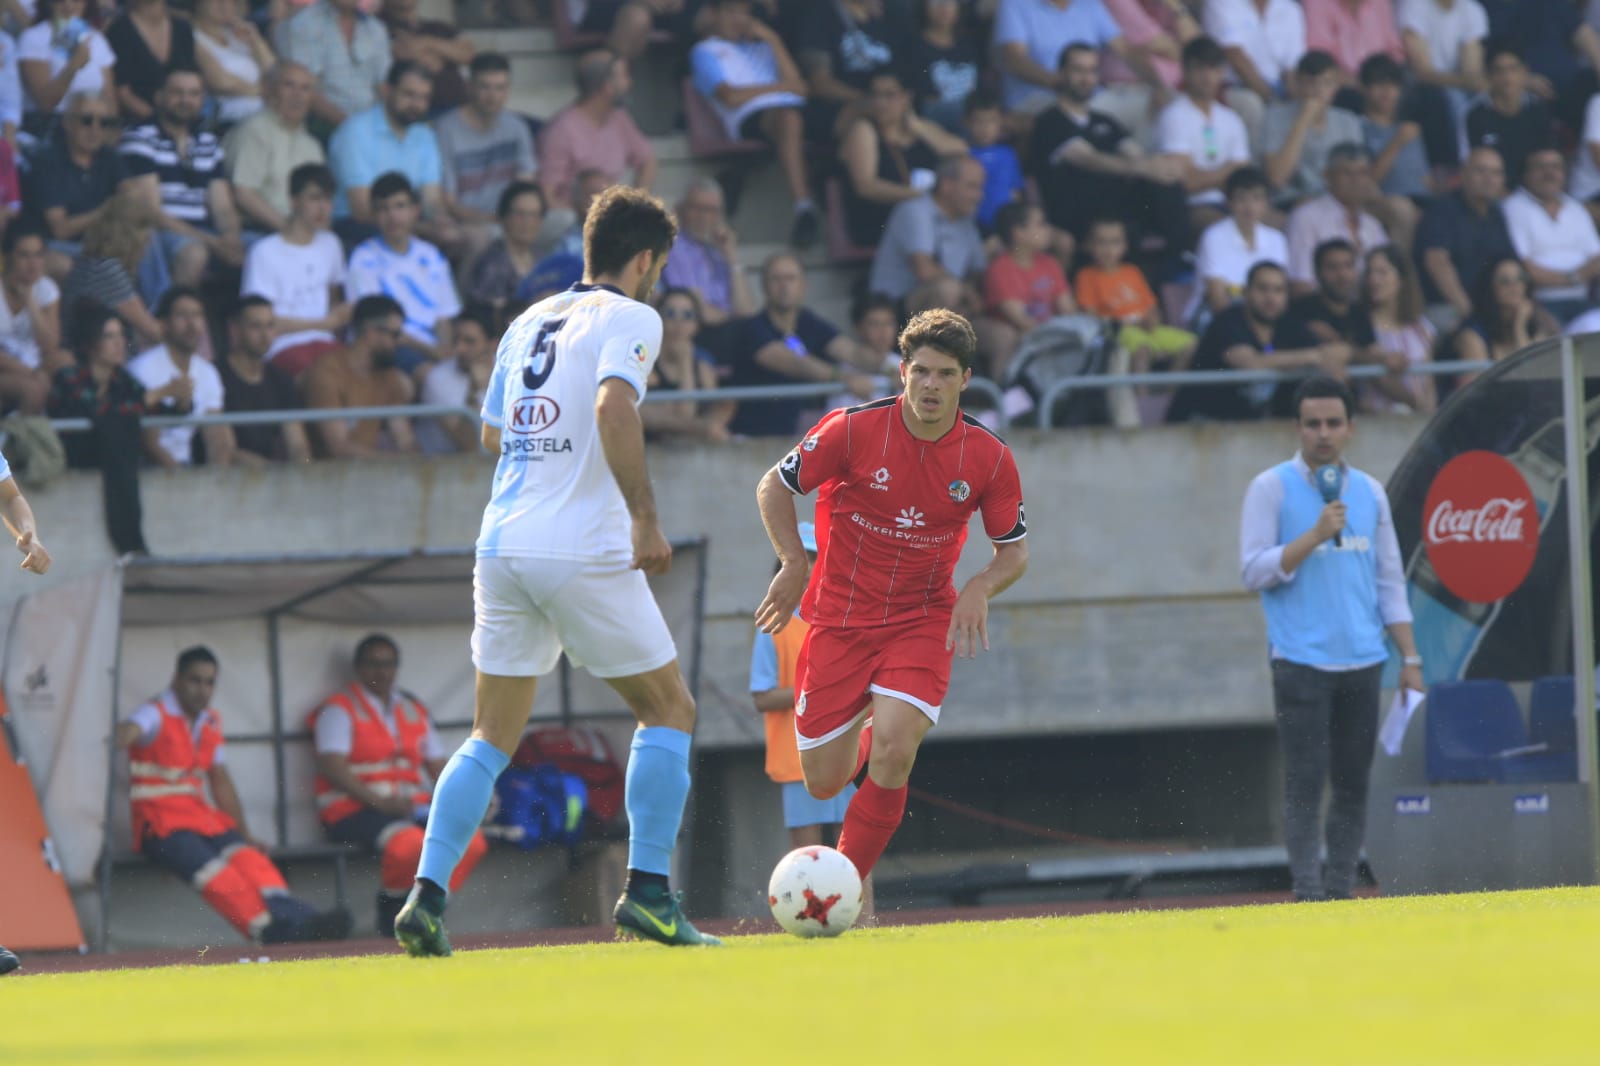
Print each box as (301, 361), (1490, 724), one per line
(394, 887), (452, 958)
(613, 887), (722, 947)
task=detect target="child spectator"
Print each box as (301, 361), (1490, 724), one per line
(981, 201), (1074, 382)
(851, 291), (900, 372)
(241, 162), (349, 378)
(1075, 216), (1197, 376)
(964, 92), (1023, 235)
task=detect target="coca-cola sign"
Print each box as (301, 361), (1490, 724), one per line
(1422, 451), (1539, 604)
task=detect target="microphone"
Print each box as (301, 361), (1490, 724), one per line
(1315, 464), (1343, 547)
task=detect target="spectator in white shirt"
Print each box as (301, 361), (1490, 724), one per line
(1397, 0), (1487, 105)
(241, 162), (349, 378)
(1155, 36), (1250, 231)
(1568, 92), (1600, 226)
(1503, 146), (1600, 323)
(1284, 142), (1390, 294)
(0, 225), (65, 413)
(1196, 165), (1288, 317)
(127, 286), (234, 467)
(1203, 0), (1306, 151)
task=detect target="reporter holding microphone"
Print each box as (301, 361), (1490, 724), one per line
(1239, 375), (1422, 903)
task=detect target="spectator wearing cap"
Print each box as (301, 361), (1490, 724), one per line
(329, 61), (461, 253)
(1156, 36), (1250, 232)
(538, 50), (656, 207)
(1203, 0), (1307, 151)
(1463, 42), (1556, 191)
(276, 0), (392, 128)
(1503, 146), (1600, 324)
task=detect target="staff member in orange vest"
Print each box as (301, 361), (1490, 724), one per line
(749, 521), (873, 923)
(311, 634), (489, 938)
(115, 647), (353, 944)
(0, 448), (50, 976)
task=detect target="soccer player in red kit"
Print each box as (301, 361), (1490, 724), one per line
(753, 308), (1029, 880)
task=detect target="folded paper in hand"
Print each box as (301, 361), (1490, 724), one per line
(1379, 688), (1425, 757)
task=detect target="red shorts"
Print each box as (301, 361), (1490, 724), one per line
(793, 614), (952, 750)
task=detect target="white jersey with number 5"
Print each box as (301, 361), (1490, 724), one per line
(477, 282), (661, 562)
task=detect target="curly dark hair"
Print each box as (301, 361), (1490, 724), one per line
(583, 185), (677, 278)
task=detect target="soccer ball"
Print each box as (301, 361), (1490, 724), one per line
(767, 845), (863, 938)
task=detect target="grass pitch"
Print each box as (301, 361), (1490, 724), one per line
(8, 888), (1600, 1065)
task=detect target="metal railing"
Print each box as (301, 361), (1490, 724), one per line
(1034, 362), (1497, 429)
(45, 377), (1012, 435)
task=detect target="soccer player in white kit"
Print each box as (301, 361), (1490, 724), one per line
(395, 186), (720, 954)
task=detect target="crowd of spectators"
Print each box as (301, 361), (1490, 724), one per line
(4, 0), (1600, 470)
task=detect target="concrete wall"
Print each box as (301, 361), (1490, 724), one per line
(10, 415), (1427, 934)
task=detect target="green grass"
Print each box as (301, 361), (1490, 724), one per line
(8, 888), (1600, 1064)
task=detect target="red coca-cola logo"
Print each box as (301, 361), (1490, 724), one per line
(1422, 451), (1538, 604)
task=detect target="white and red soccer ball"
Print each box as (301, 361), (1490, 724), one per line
(767, 845), (863, 938)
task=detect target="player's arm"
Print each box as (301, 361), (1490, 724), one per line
(949, 540), (1030, 659)
(754, 465), (809, 634)
(596, 377), (671, 574)
(0, 477), (48, 573)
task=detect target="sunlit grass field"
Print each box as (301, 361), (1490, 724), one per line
(8, 888), (1600, 1065)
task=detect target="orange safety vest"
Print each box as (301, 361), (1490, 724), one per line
(127, 691), (236, 844)
(763, 618), (810, 784)
(310, 683), (435, 825)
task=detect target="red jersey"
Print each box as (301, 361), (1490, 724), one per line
(778, 396), (1027, 628)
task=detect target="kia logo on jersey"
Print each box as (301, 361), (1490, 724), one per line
(510, 396), (562, 435)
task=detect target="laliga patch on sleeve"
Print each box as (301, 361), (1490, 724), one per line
(631, 341), (650, 365)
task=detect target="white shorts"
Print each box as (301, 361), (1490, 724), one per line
(471, 555), (677, 679)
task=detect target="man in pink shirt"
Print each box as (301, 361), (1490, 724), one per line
(1097, 0), (1201, 143)
(538, 49), (658, 205)
(1301, 0), (1403, 83)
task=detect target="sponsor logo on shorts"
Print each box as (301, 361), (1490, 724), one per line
(948, 479), (970, 503)
(510, 396), (561, 435)
(795, 691), (807, 715)
(870, 467), (892, 492)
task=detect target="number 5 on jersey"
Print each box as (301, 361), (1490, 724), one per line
(523, 317), (566, 391)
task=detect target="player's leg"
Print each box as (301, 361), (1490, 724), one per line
(835, 695), (932, 879)
(558, 562), (717, 945)
(794, 623), (876, 800)
(834, 616), (949, 879)
(399, 558), (560, 956)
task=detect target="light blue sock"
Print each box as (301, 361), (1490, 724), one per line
(417, 738), (509, 891)
(625, 726), (692, 876)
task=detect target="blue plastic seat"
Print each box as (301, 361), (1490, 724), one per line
(1425, 680), (1531, 783)
(1524, 676), (1578, 782)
